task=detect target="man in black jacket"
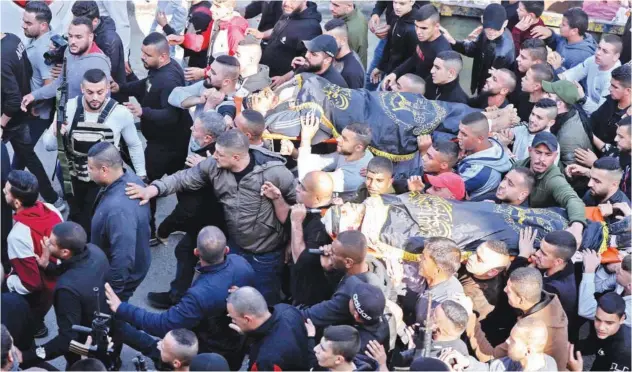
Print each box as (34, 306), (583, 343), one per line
(430, 50), (469, 104)
(442, 3), (516, 95)
(249, 0), (322, 80)
(71, 1), (126, 102)
(110, 32), (192, 241)
(21, 222), (110, 369)
(160, 0), (212, 69)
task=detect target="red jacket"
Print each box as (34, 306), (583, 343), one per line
(511, 18), (545, 56)
(183, 12), (248, 57)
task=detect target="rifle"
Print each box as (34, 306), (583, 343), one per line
(55, 57), (73, 197)
(419, 293), (434, 358)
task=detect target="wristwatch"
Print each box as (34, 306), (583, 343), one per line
(36, 346), (46, 359)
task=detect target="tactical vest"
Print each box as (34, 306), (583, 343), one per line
(66, 98), (117, 182)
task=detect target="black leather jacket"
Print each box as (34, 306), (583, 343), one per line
(377, 10), (419, 74)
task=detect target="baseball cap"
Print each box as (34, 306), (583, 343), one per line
(190, 353), (230, 371)
(482, 3), (507, 31)
(303, 34), (338, 58)
(424, 173), (466, 201)
(531, 131), (559, 152)
(352, 283), (386, 325)
(541, 80), (580, 105)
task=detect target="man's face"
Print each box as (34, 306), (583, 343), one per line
(559, 17), (572, 38)
(212, 144), (237, 169)
(67, 24), (92, 56)
(426, 185), (456, 199)
(529, 144), (557, 174)
(3, 182), (17, 210)
(295, 179), (319, 207)
(365, 171), (393, 197)
(466, 243), (507, 277)
(594, 307), (624, 339)
(615, 125), (631, 152)
(314, 339), (340, 369)
(516, 2), (528, 20)
(190, 119), (210, 147)
(415, 19), (437, 42)
(158, 333), (179, 367)
(235, 44), (259, 72)
(506, 327), (529, 362)
(282, 0), (305, 15)
(457, 124), (479, 153)
(587, 168), (617, 199)
(22, 11), (45, 38)
(87, 158), (106, 186)
(305, 51), (328, 73)
(484, 27), (504, 41)
(521, 68), (539, 93)
(431, 58), (454, 85)
(422, 146), (448, 174)
(211, 0), (234, 21)
(46, 233), (66, 260)
(141, 44), (163, 70)
(419, 248), (438, 280)
(204, 62), (224, 89)
(533, 239), (559, 270)
(226, 303), (254, 333)
(328, 239), (350, 271)
(516, 49), (539, 74)
(504, 280), (522, 309)
(595, 40), (620, 68)
(528, 106), (553, 133)
(483, 69), (507, 94)
(393, 0), (414, 17)
(609, 78), (630, 102)
(496, 170), (529, 205)
(330, 0), (353, 18)
(81, 80), (109, 111)
(432, 305), (453, 339)
(615, 265), (631, 289)
(336, 128), (360, 156)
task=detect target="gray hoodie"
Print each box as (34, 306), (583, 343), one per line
(457, 138), (512, 199)
(31, 44), (111, 101)
(546, 32), (597, 73)
(465, 355), (558, 371)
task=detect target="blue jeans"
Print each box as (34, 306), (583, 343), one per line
(228, 240), (283, 305)
(364, 38), (387, 91)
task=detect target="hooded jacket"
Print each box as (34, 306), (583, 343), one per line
(244, 0), (283, 33)
(458, 138), (512, 199)
(468, 291), (569, 370)
(238, 64), (272, 94)
(31, 42), (111, 101)
(454, 29), (516, 95)
(94, 16), (125, 89)
(260, 2), (323, 77)
(551, 108), (592, 169)
(377, 9), (419, 74)
(163, 1), (212, 69)
(152, 146), (297, 254)
(545, 32), (597, 73)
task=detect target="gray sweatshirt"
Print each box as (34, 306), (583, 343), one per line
(31, 46), (111, 101)
(465, 355), (558, 371)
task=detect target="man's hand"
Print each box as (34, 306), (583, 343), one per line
(547, 51), (564, 70)
(515, 15), (537, 31)
(300, 110), (320, 145)
(365, 340), (387, 370)
(374, 24), (390, 39)
(494, 129), (515, 147)
(246, 28), (264, 39)
(110, 80), (120, 93)
(123, 102), (143, 117)
(21, 94), (35, 112)
(565, 222), (584, 248)
(416, 134), (432, 155)
(270, 75), (289, 90)
(185, 153), (207, 168)
(156, 10), (168, 27)
(50, 63), (63, 79)
(573, 81), (585, 99)
(369, 14), (381, 32)
(599, 201), (614, 218)
(370, 68), (383, 85)
(291, 56), (307, 69)
(382, 73), (397, 91)
(439, 347), (470, 372)
(125, 61), (133, 76)
(104, 283), (122, 313)
(518, 226), (537, 259)
(125, 183), (158, 205)
(582, 250), (601, 274)
(260, 181), (282, 200)
(465, 25), (483, 42)
(204, 89), (226, 110)
(531, 25), (553, 39)
(290, 204), (307, 225)
(279, 139), (296, 156)
(565, 163), (590, 178)
(403, 324), (418, 350)
(36, 236), (52, 268)
(439, 26), (457, 44)
(304, 318), (316, 337)
(407, 175), (425, 192)
(567, 344), (584, 372)
(612, 202), (631, 218)
(166, 34), (185, 46)
(184, 67), (205, 82)
(574, 148), (598, 167)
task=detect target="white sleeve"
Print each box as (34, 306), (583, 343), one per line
(297, 146), (337, 182)
(578, 272), (598, 319)
(115, 107), (147, 177)
(594, 266), (617, 293)
(562, 57), (591, 82)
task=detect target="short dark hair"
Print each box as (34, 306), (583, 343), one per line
(345, 123), (372, 148)
(612, 64), (632, 89)
(52, 222), (87, 256)
(603, 34), (623, 55)
(71, 0), (100, 20)
(598, 292), (626, 318)
(241, 109), (266, 140)
(83, 69), (107, 84)
(366, 156), (393, 177)
(324, 18), (347, 32)
(542, 230), (577, 261)
(87, 142), (124, 169)
(336, 230), (368, 263)
(529, 63), (555, 83)
(425, 237), (461, 276)
(512, 167), (536, 193)
(322, 325), (361, 363)
(69, 358), (107, 371)
(168, 329), (199, 367)
(433, 140), (460, 168)
(215, 54), (240, 67)
(461, 111), (488, 127)
(414, 4), (440, 23)
(593, 156), (622, 172)
(521, 38), (548, 62)
(1, 325), (12, 368)
(622, 254), (631, 272)
(440, 300), (469, 334)
(7, 170), (39, 208)
(619, 116), (632, 128)
(509, 267), (543, 303)
(436, 50), (463, 72)
(142, 32), (170, 54)
(484, 240), (510, 256)
(24, 1), (52, 24)
(534, 98), (557, 110)
(196, 226), (227, 264)
(216, 129), (250, 155)
(70, 16), (94, 33)
(522, 1), (544, 17)
(499, 68), (517, 93)
(563, 7), (589, 36)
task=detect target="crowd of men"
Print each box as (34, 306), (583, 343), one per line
(1, 0), (631, 371)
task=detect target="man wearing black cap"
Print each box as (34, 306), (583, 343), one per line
(568, 292), (631, 372)
(350, 282), (389, 352)
(442, 3), (516, 95)
(272, 34), (349, 88)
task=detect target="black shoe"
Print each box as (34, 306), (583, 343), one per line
(34, 324), (48, 338)
(147, 291), (174, 309)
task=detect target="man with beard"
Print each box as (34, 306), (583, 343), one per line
(41, 69), (145, 235)
(324, 19), (365, 89)
(111, 32), (192, 244)
(489, 167), (534, 206)
(614, 117), (631, 193)
(272, 34), (349, 89)
(516, 63), (555, 123)
(467, 68), (517, 109)
(168, 55), (240, 121)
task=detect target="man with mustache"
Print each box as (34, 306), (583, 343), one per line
(39, 69), (145, 236)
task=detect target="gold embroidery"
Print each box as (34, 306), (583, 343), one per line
(405, 193), (453, 238)
(323, 84), (352, 110)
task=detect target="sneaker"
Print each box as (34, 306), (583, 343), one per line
(147, 291), (175, 309)
(34, 324), (49, 338)
(149, 234), (169, 246)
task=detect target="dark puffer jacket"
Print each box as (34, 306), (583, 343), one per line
(94, 16), (126, 95)
(377, 9), (419, 74)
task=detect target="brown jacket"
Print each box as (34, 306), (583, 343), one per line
(467, 291), (569, 370)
